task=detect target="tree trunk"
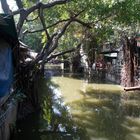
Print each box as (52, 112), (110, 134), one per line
(121, 37), (137, 87)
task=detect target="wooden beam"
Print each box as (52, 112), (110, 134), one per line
(124, 86), (140, 91)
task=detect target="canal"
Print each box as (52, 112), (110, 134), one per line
(12, 74), (140, 140)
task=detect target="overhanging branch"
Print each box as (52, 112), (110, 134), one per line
(13, 0), (70, 16)
(38, 7), (50, 39)
(46, 48), (75, 62)
(46, 43), (81, 62)
(13, 0), (70, 35)
(15, 0), (23, 9)
(23, 18), (70, 34)
(26, 15), (39, 22)
(74, 18), (91, 28)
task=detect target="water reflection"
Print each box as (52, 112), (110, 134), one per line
(52, 75), (140, 140)
(12, 74), (140, 140)
(13, 77), (88, 140)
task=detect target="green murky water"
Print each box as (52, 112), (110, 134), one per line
(13, 74), (140, 140)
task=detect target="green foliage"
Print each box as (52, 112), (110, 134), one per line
(113, 0), (140, 24)
(21, 0), (140, 55)
(13, 90), (26, 103)
(24, 32), (42, 52)
(22, 0), (36, 8)
(22, 15), (43, 51)
(43, 100), (52, 125)
(58, 23), (82, 51)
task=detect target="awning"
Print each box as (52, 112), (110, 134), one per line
(104, 53), (118, 58)
(100, 50), (118, 54)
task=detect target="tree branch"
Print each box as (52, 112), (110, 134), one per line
(91, 12), (117, 27)
(23, 18), (70, 35)
(46, 18), (71, 29)
(23, 9), (86, 35)
(47, 19), (73, 56)
(47, 15), (92, 56)
(47, 48), (75, 62)
(38, 7), (50, 39)
(29, 33), (57, 67)
(25, 9), (90, 67)
(46, 43), (81, 62)
(14, 0), (70, 35)
(17, 11), (27, 36)
(15, 0), (23, 9)
(74, 18), (91, 28)
(34, 33), (57, 64)
(26, 15), (39, 22)
(13, 0), (69, 15)
(1, 0), (11, 14)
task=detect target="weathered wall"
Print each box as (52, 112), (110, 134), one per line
(0, 95), (17, 140)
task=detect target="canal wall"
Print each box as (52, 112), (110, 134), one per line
(0, 94), (17, 140)
(105, 73), (121, 84)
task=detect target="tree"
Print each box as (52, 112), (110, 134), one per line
(0, 0), (92, 111)
(0, 0), (139, 109)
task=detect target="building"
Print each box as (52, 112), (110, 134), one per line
(100, 42), (123, 84)
(0, 14), (18, 140)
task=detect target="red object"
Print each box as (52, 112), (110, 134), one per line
(96, 60), (105, 70)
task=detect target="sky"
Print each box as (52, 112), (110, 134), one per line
(0, 0), (17, 13)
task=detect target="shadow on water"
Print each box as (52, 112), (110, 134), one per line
(51, 74), (140, 140)
(12, 77), (88, 140)
(61, 72), (114, 85)
(69, 89), (124, 140)
(12, 73), (140, 140)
